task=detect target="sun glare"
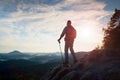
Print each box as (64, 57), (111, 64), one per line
(80, 28), (94, 39)
(77, 26), (96, 41)
(75, 25), (103, 51)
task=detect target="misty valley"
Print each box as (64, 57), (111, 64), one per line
(0, 50), (87, 80)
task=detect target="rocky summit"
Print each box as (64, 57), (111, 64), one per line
(41, 49), (120, 80)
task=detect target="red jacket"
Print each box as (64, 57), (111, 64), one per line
(61, 25), (76, 41)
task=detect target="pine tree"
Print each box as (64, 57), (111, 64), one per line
(103, 9), (120, 50)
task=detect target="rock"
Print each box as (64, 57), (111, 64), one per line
(42, 50), (120, 80)
(41, 64), (71, 80)
(72, 61), (84, 70)
(51, 67), (70, 80)
(61, 71), (79, 80)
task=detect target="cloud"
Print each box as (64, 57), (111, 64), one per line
(0, 0), (112, 52)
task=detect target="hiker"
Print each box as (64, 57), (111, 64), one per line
(58, 20), (77, 64)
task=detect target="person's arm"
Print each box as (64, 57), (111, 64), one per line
(58, 27), (66, 43)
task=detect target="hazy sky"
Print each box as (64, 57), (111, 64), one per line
(0, 0), (120, 53)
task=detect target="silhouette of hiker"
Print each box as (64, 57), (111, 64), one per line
(58, 20), (77, 64)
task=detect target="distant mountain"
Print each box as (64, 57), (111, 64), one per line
(0, 50), (88, 63)
(8, 50), (23, 55)
(8, 50), (32, 57)
(0, 50), (32, 60)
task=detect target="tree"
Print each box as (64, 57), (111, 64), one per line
(103, 9), (120, 50)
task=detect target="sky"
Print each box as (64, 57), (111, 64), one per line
(0, 0), (120, 53)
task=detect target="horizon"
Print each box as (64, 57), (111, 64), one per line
(0, 0), (120, 53)
(0, 49), (90, 54)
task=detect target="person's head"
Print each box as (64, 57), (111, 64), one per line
(67, 20), (71, 26)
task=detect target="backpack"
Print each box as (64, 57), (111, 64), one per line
(65, 26), (76, 41)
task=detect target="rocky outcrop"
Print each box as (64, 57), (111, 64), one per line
(41, 49), (120, 80)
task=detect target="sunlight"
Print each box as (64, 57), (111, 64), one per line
(80, 28), (94, 39)
(75, 23), (103, 51)
(77, 26), (96, 41)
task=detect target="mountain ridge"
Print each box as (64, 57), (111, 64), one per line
(0, 50), (89, 61)
(8, 50), (23, 55)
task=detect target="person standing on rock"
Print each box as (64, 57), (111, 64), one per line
(58, 20), (77, 64)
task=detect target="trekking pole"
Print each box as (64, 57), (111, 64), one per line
(58, 43), (64, 63)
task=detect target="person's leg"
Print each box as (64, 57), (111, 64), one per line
(64, 41), (69, 64)
(70, 40), (77, 63)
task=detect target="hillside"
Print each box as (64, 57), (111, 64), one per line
(0, 51), (87, 80)
(41, 49), (120, 80)
(0, 59), (60, 80)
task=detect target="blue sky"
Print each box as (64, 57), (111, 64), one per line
(0, 0), (120, 53)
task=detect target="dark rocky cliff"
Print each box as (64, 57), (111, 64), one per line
(41, 49), (120, 80)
